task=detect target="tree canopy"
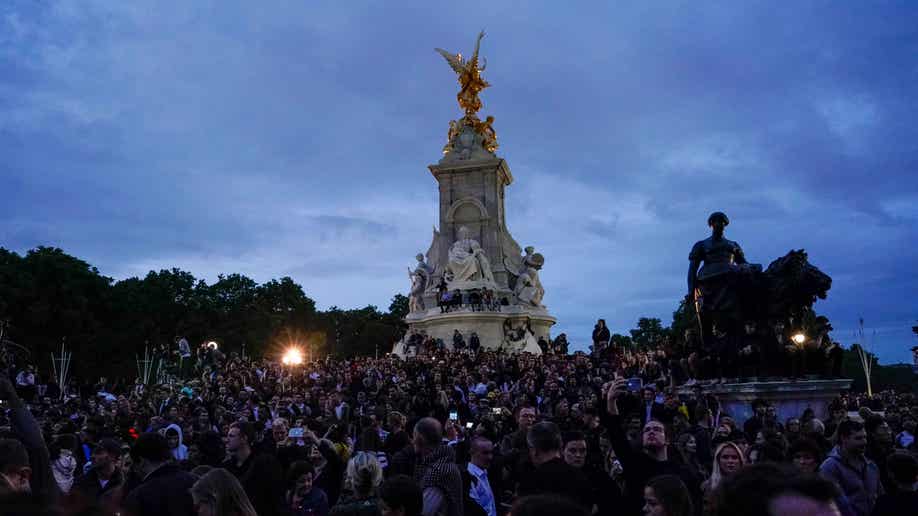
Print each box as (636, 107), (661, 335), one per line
(0, 247), (406, 380)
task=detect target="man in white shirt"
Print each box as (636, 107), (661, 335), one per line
(467, 436), (497, 516)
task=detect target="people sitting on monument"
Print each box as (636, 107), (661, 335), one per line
(468, 289), (483, 311)
(450, 289), (463, 312)
(436, 277), (448, 309)
(438, 290), (449, 312)
(481, 288), (494, 311)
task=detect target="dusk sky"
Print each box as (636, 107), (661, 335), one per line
(2, 2), (916, 363)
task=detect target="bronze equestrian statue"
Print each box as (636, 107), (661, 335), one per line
(687, 212), (831, 380)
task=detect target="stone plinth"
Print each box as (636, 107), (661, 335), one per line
(425, 157), (523, 290)
(405, 305), (556, 351)
(687, 379), (852, 426)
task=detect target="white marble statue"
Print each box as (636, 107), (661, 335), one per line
(408, 272), (425, 313)
(446, 226), (496, 287)
(515, 267), (545, 307)
(408, 253), (435, 313)
(391, 339), (407, 359)
(504, 245), (545, 293)
(501, 323), (542, 355)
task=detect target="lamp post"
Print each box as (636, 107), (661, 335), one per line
(281, 348), (304, 392)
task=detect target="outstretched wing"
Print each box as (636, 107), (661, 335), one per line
(425, 226), (443, 277)
(435, 48), (465, 74)
(470, 30), (485, 65)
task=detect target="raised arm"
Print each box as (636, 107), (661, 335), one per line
(0, 377), (57, 500)
(600, 379), (638, 470)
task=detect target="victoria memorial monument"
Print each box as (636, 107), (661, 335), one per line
(399, 32), (555, 353)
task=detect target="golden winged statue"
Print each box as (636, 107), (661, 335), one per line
(435, 31), (490, 117)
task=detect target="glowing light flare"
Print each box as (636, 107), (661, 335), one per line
(206, 341), (219, 350)
(282, 348), (304, 366)
(791, 333), (806, 345)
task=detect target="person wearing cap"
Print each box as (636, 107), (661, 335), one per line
(123, 432), (197, 516)
(73, 438), (124, 501)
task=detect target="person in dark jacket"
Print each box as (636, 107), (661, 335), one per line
(592, 319), (611, 351)
(0, 377), (58, 502)
(222, 421), (256, 479)
(870, 452), (918, 516)
(123, 432), (196, 516)
(516, 422), (591, 510)
(384, 412), (411, 459)
(242, 454), (286, 516)
(602, 379), (702, 516)
(312, 437), (346, 506)
(819, 420), (883, 516)
(73, 438), (123, 501)
(286, 461), (330, 516)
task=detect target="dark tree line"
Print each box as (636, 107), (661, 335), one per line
(0, 247), (407, 380)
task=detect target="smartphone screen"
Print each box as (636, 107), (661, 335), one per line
(449, 411), (458, 421)
(465, 422), (474, 429)
(627, 377), (643, 392)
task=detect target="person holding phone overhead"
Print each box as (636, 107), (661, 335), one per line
(602, 379), (701, 516)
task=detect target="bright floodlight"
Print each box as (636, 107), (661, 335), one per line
(206, 341), (219, 350)
(282, 348), (304, 366)
(791, 333), (806, 345)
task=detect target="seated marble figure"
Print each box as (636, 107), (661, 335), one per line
(446, 226), (496, 288)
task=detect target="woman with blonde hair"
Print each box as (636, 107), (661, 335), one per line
(190, 468), (258, 516)
(331, 451), (384, 516)
(700, 442), (746, 515)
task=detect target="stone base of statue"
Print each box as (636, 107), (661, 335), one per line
(404, 304), (556, 354)
(681, 378), (852, 426)
(399, 145), (557, 354)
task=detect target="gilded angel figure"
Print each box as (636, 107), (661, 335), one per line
(435, 31), (490, 116)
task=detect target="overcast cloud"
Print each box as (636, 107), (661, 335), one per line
(2, 1), (916, 362)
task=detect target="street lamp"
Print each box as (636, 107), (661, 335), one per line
(282, 347), (304, 366)
(280, 347), (304, 392)
(791, 333), (806, 345)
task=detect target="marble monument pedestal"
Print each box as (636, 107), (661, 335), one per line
(405, 304), (556, 351)
(681, 378), (852, 426)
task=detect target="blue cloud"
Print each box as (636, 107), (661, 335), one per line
(1, 1), (916, 362)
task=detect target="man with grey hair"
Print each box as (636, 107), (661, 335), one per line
(412, 417), (463, 516)
(516, 421), (590, 509)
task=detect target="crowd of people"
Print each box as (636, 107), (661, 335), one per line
(401, 330), (568, 357)
(1, 332), (916, 516)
